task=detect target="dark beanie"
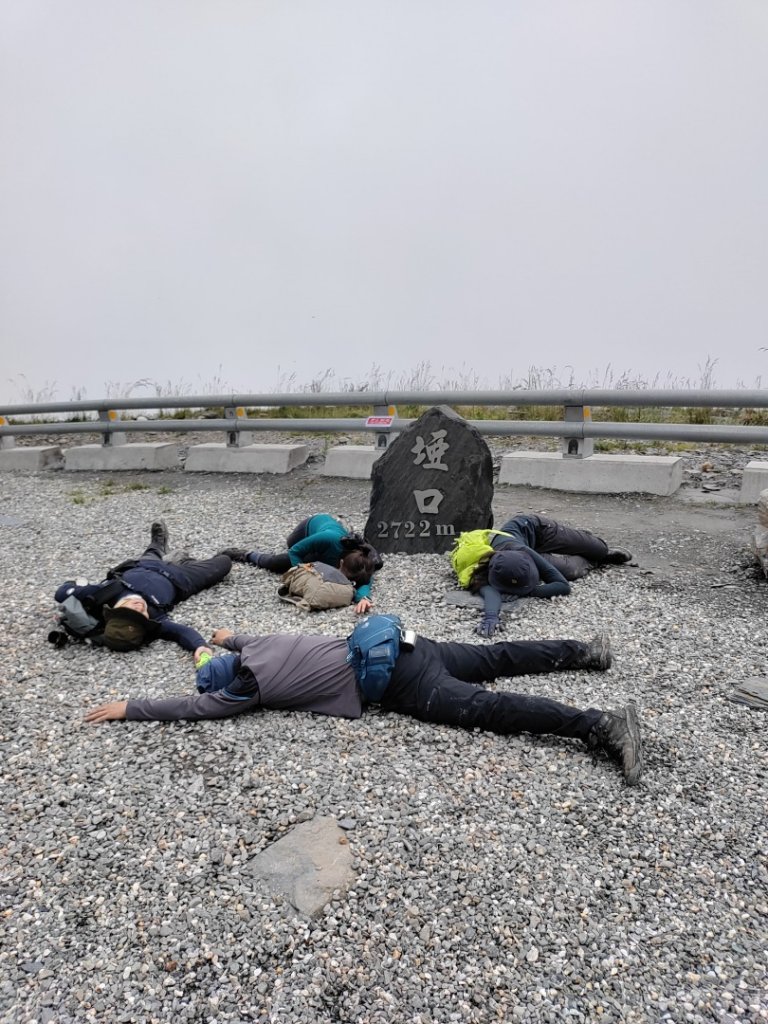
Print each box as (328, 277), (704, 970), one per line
(101, 606), (160, 651)
(488, 549), (539, 596)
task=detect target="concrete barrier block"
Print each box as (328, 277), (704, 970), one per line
(322, 445), (384, 479)
(498, 451), (683, 496)
(739, 461), (768, 504)
(64, 443), (180, 472)
(0, 446), (62, 471)
(184, 443), (309, 474)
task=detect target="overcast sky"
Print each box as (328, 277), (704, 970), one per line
(2, 0), (767, 405)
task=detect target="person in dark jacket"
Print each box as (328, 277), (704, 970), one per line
(468, 514), (632, 637)
(54, 521), (232, 652)
(221, 513), (383, 614)
(84, 628), (642, 786)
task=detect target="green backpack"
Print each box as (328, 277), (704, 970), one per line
(450, 529), (512, 588)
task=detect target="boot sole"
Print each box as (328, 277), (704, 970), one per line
(623, 703), (642, 786)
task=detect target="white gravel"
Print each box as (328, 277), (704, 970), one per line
(1, 466), (767, 1024)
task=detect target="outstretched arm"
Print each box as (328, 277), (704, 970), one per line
(476, 585), (503, 637)
(85, 701), (128, 723)
(527, 550), (571, 598)
(157, 619), (206, 651)
(85, 689), (261, 723)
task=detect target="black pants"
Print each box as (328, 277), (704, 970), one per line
(381, 637), (601, 740)
(498, 515), (609, 580)
(247, 518), (313, 574)
(139, 543), (232, 603)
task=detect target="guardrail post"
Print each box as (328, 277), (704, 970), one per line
(367, 404), (399, 450)
(225, 406), (250, 447)
(0, 416), (16, 449)
(561, 404), (594, 458)
(99, 409), (126, 446)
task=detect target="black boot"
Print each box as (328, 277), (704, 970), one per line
(151, 519), (169, 554)
(604, 548), (632, 564)
(588, 703), (642, 786)
(571, 634), (612, 671)
(219, 547), (252, 563)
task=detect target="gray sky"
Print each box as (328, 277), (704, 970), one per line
(2, 0), (768, 405)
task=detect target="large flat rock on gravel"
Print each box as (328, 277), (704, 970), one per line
(247, 816), (356, 917)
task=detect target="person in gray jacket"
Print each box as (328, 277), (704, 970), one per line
(85, 627), (642, 785)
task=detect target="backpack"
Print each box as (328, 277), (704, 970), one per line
(450, 530), (513, 588)
(277, 562), (355, 612)
(49, 577), (126, 645)
(346, 613), (403, 703)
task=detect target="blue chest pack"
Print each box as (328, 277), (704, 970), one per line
(346, 613), (403, 703)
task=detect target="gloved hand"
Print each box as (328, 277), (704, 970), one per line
(219, 548), (251, 563)
(475, 613), (500, 638)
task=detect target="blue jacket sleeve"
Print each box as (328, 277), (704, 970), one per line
(528, 550), (571, 599)
(479, 585), (503, 618)
(54, 582), (104, 603)
(156, 618), (206, 652)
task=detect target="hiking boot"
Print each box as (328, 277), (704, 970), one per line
(572, 633), (612, 671)
(150, 520), (169, 554)
(604, 547), (633, 565)
(588, 703), (642, 786)
(219, 547), (251, 563)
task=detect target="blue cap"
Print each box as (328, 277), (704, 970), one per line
(488, 549), (539, 596)
(196, 654), (241, 693)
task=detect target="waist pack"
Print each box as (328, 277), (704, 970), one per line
(278, 562), (355, 612)
(346, 613), (403, 703)
(450, 530), (513, 588)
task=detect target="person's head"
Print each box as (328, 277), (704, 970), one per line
(114, 595), (149, 617)
(339, 548), (378, 588)
(101, 600), (159, 651)
(487, 549), (540, 596)
(338, 536), (383, 587)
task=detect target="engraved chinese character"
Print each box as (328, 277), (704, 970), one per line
(413, 489), (443, 514)
(411, 430), (449, 471)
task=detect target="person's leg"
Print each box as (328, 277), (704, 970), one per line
(140, 520), (169, 561)
(285, 516), (314, 548)
(419, 676), (602, 739)
(165, 554), (232, 601)
(534, 516), (610, 562)
(244, 517), (313, 573)
(538, 552), (593, 581)
(381, 639), (639, 782)
(253, 552), (292, 573)
(382, 641), (600, 739)
(432, 636), (610, 683)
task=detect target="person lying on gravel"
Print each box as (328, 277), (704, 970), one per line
(85, 627), (642, 785)
(54, 521), (232, 652)
(220, 513), (383, 615)
(464, 514), (633, 637)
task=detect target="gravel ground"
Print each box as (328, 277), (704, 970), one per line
(1, 464), (767, 1024)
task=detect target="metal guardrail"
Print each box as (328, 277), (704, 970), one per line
(1, 390), (768, 452)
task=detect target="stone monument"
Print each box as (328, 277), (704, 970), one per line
(364, 405), (494, 554)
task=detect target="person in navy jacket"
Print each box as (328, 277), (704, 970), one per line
(54, 520), (231, 652)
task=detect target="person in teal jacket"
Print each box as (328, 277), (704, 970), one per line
(221, 514), (383, 614)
